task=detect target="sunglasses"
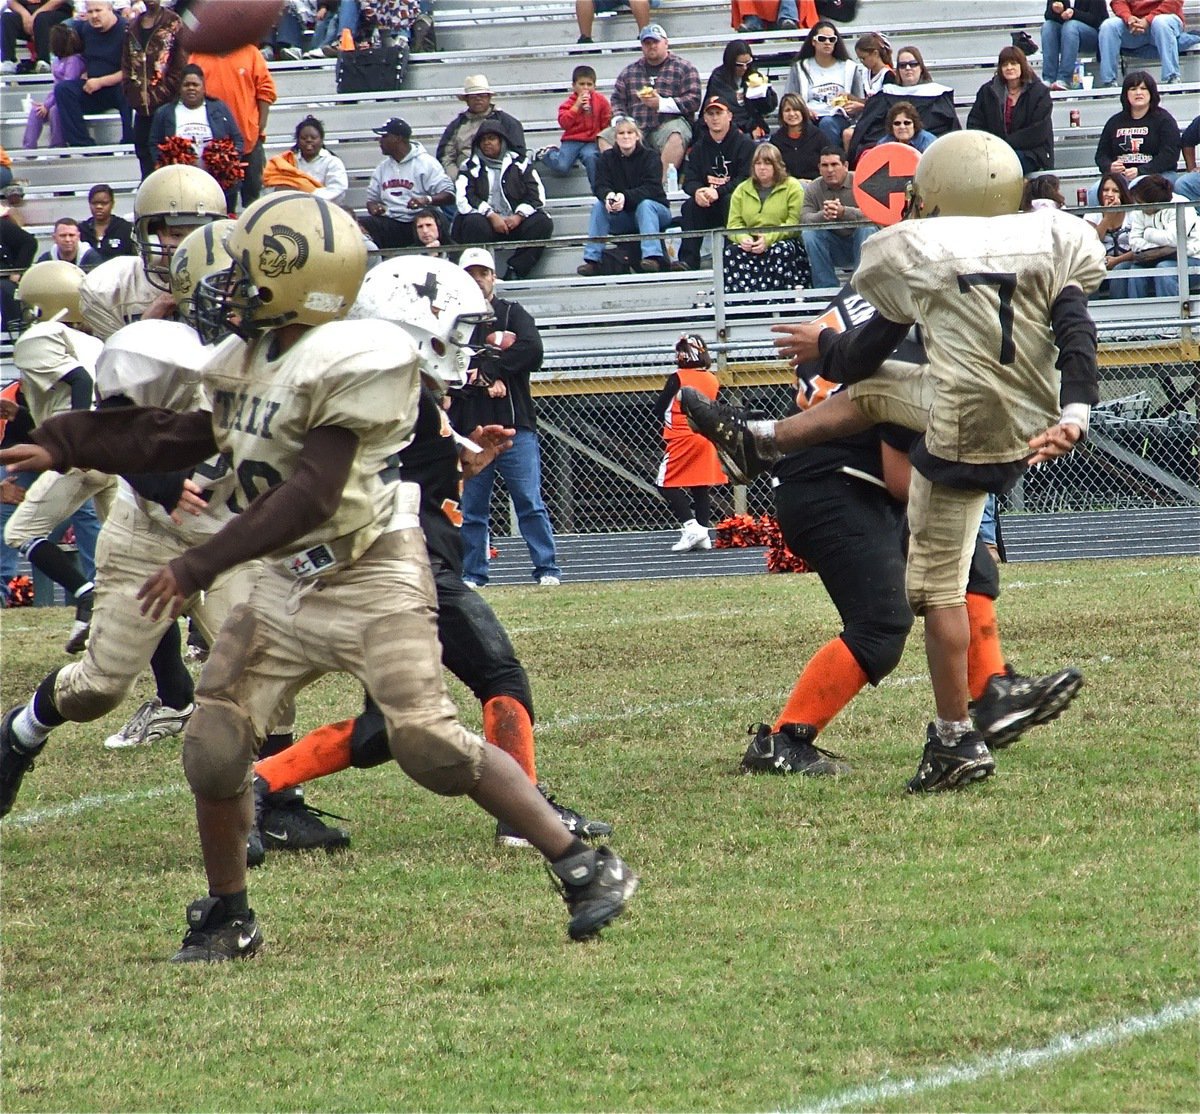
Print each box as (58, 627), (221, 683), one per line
(735, 59), (752, 67)
(892, 119), (914, 126)
(897, 60), (920, 68)
(813, 34), (838, 43)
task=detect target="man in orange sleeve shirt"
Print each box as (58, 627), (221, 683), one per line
(189, 44), (277, 208)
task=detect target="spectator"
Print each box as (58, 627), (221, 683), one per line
(608, 22), (702, 182)
(533, 64), (612, 191)
(770, 92), (824, 180)
(678, 94), (754, 270)
(577, 115), (674, 275)
(263, 115), (349, 203)
(37, 217), (100, 270)
(1, 0), (73, 75)
(1, 208), (37, 340)
(149, 63), (243, 204)
(576, 0), (660, 44)
(966, 46), (1054, 174)
(1094, 71), (1181, 187)
(453, 120), (553, 282)
(260, 0), (308, 61)
(21, 22), (84, 149)
(189, 41), (277, 209)
(54, 1), (132, 148)
(723, 142), (810, 293)
(122, 0), (186, 178)
(357, 0), (420, 46)
(784, 21), (865, 148)
(412, 207), (449, 251)
(436, 74), (527, 181)
(449, 248), (562, 588)
(800, 145), (872, 288)
(1098, 0), (1188, 87)
(361, 116), (454, 249)
(78, 182), (135, 260)
(732, 0), (802, 33)
(1020, 173), (1067, 210)
(1040, 0), (1107, 89)
(1085, 171), (1138, 297)
(1126, 173), (1200, 295)
(0, 148), (11, 190)
(1175, 114), (1200, 204)
(854, 32), (898, 98)
(878, 100), (936, 152)
(704, 39), (777, 141)
(304, 1), (356, 58)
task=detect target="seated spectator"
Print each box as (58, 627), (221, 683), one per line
(577, 116), (674, 275)
(260, 0), (308, 61)
(966, 46), (1054, 174)
(678, 94), (754, 270)
(800, 146), (872, 288)
(731, 1), (803, 33)
(704, 39), (777, 141)
(453, 121), (553, 281)
(22, 22), (83, 149)
(770, 92), (824, 180)
(1175, 114), (1200, 205)
(37, 217), (100, 270)
(304, 1), (356, 58)
(1125, 173), (1200, 295)
(854, 32), (898, 99)
(576, 0), (660, 44)
(357, 1), (420, 47)
(413, 207), (450, 252)
(1098, 0), (1188, 87)
(1094, 71), (1181, 189)
(607, 23), (702, 182)
(723, 142), (810, 293)
(362, 116), (454, 250)
(0, 149), (10, 190)
(263, 115), (348, 203)
(437, 74), (527, 180)
(1086, 171), (1138, 297)
(877, 100), (936, 152)
(54, 0), (132, 148)
(1020, 174), (1066, 210)
(534, 64), (612, 191)
(78, 183), (134, 260)
(784, 21), (865, 148)
(1, 207), (37, 340)
(1040, 0), (1106, 89)
(1, 0), (74, 75)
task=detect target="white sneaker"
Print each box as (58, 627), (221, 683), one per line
(104, 699), (194, 749)
(280, 46), (303, 60)
(34, 60), (50, 73)
(670, 520), (712, 552)
(1, 61), (17, 75)
(538, 575), (561, 587)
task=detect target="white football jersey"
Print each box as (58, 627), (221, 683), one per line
(13, 321), (104, 427)
(79, 256), (161, 341)
(200, 317), (423, 564)
(853, 209), (1106, 465)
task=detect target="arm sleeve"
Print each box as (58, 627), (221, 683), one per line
(1094, 118), (1117, 173)
(169, 424), (358, 596)
(30, 407), (218, 474)
(800, 181), (825, 225)
(61, 366), (94, 411)
(1144, 114), (1181, 175)
(125, 470), (188, 512)
(817, 312), (913, 384)
(653, 372), (681, 420)
(1050, 284), (1099, 407)
(558, 93), (580, 130)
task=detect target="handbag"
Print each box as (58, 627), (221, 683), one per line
(335, 42), (409, 94)
(815, 0), (857, 22)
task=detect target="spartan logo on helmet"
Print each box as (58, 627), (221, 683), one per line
(172, 246), (193, 296)
(259, 225), (310, 278)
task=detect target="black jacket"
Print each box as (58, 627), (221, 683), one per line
(966, 76), (1054, 171)
(593, 141), (668, 207)
(682, 128), (755, 201)
(1094, 107), (1182, 177)
(846, 82), (961, 167)
(769, 125), (826, 180)
(449, 296), (543, 433)
(703, 65), (778, 139)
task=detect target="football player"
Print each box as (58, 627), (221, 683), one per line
(683, 131), (1104, 792)
(2, 193), (637, 959)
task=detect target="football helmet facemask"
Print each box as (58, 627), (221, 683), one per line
(16, 260), (85, 332)
(195, 192), (366, 341)
(133, 164), (228, 290)
(676, 334), (711, 369)
(907, 131), (1024, 219)
(169, 219), (236, 340)
(349, 255), (493, 390)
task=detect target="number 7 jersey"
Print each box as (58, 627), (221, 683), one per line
(852, 209), (1107, 465)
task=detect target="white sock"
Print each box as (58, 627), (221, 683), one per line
(745, 419), (781, 462)
(935, 717), (974, 746)
(73, 580), (95, 600)
(14, 705), (53, 749)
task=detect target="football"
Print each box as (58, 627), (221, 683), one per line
(486, 330), (518, 350)
(178, 0), (285, 56)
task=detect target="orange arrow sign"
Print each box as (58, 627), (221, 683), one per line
(852, 141), (922, 227)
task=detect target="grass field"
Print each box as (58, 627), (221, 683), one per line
(1, 556), (1197, 1112)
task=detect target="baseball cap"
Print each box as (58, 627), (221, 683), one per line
(459, 247), (496, 273)
(372, 117), (412, 139)
(638, 23), (667, 42)
(702, 94), (733, 113)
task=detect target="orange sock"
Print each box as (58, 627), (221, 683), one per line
(965, 592), (1006, 700)
(254, 719), (354, 793)
(774, 637), (869, 733)
(483, 695), (537, 784)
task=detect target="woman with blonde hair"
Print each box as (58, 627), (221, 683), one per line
(723, 141), (810, 292)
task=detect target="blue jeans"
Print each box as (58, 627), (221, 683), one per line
(1040, 18), (1099, 84)
(1149, 255), (1200, 297)
(54, 78), (132, 147)
(0, 470), (98, 583)
(1175, 171), (1200, 207)
(815, 113), (849, 147)
(460, 428), (560, 584)
(584, 197), (673, 262)
(541, 140), (602, 189)
(1098, 14), (1184, 84)
(737, 0), (798, 28)
(801, 225), (873, 288)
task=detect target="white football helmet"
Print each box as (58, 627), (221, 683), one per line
(169, 218), (236, 338)
(909, 131), (1024, 219)
(133, 164), (228, 290)
(16, 260), (85, 329)
(196, 191), (366, 340)
(350, 255), (493, 390)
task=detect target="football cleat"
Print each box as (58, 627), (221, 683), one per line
(260, 795), (351, 854)
(64, 589), (94, 654)
(740, 722), (850, 776)
(907, 724), (996, 793)
(170, 896), (263, 963)
(1, 706), (44, 818)
(549, 845), (638, 941)
(678, 387), (773, 484)
(496, 784), (614, 847)
(970, 664), (1083, 749)
(103, 699), (194, 749)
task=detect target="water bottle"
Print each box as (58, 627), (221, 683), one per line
(1072, 61), (1084, 89)
(665, 164), (679, 194)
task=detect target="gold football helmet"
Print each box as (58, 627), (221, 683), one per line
(909, 131), (1024, 218)
(16, 260), (85, 328)
(169, 218), (236, 337)
(133, 164), (227, 290)
(197, 192), (366, 339)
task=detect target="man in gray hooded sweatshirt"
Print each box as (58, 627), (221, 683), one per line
(361, 117), (455, 250)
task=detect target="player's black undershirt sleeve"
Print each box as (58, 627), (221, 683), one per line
(1050, 285), (1100, 407)
(31, 406), (218, 474)
(817, 312), (913, 385)
(61, 367), (93, 412)
(652, 373), (681, 421)
(169, 424), (359, 597)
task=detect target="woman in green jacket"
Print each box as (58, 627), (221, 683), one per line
(723, 142), (810, 293)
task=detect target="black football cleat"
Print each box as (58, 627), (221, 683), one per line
(0, 706), (44, 818)
(740, 722), (850, 776)
(907, 724), (996, 793)
(170, 896), (263, 963)
(549, 845), (638, 941)
(971, 665), (1083, 749)
(678, 387), (773, 484)
(496, 785), (614, 847)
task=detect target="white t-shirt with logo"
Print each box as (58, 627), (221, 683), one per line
(174, 104), (213, 154)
